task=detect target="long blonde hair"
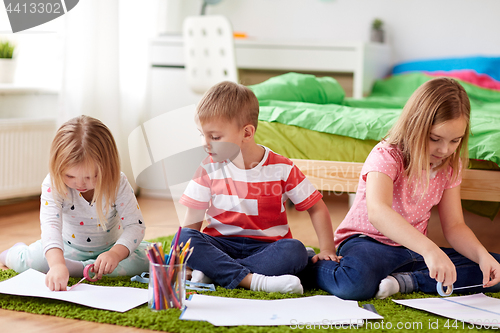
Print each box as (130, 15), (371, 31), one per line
(49, 115), (121, 230)
(384, 77), (470, 195)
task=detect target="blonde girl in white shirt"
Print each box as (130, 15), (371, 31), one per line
(0, 115), (149, 291)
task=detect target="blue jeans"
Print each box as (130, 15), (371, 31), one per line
(177, 228), (308, 289)
(300, 235), (500, 301)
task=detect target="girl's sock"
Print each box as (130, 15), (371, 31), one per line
(0, 242), (26, 267)
(190, 269), (213, 284)
(375, 275), (399, 299)
(65, 258), (84, 277)
(250, 273), (303, 294)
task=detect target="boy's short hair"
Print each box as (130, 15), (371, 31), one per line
(196, 81), (260, 129)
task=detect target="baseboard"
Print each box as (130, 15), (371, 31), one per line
(0, 196), (40, 217)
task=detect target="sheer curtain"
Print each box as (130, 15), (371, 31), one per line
(58, 0), (160, 187)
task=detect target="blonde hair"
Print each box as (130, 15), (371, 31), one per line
(196, 81), (260, 129)
(385, 77), (470, 195)
(49, 115), (121, 230)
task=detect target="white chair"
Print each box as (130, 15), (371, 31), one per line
(183, 15), (238, 94)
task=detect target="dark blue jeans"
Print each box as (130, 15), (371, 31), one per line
(177, 228), (308, 289)
(301, 235), (500, 301)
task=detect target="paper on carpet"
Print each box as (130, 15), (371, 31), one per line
(180, 294), (383, 326)
(394, 293), (500, 327)
(0, 269), (147, 312)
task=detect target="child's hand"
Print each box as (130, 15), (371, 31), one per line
(423, 248), (457, 287)
(93, 244), (129, 279)
(479, 254), (500, 288)
(311, 250), (342, 264)
(93, 250), (121, 279)
(45, 263), (69, 291)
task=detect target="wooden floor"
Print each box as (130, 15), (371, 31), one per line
(1, 192), (500, 332)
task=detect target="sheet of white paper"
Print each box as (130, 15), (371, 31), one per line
(0, 269), (148, 312)
(394, 294), (500, 327)
(180, 294), (383, 326)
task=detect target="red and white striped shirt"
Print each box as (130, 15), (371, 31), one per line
(179, 146), (322, 242)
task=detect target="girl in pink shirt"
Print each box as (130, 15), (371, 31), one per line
(305, 77), (500, 300)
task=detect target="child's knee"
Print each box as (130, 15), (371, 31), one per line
(314, 261), (380, 300)
(177, 228), (201, 243)
(279, 239), (307, 254)
(332, 282), (376, 301)
(276, 239), (308, 271)
(322, 270), (377, 300)
(287, 239), (307, 258)
(7, 243), (48, 273)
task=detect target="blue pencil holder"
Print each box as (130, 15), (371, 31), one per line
(148, 262), (186, 311)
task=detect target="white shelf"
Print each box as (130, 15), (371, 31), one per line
(0, 84), (59, 95)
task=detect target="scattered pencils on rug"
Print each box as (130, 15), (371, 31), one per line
(146, 227), (193, 310)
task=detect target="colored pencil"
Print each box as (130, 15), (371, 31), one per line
(146, 227), (193, 310)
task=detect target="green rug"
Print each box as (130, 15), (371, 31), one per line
(0, 236), (497, 332)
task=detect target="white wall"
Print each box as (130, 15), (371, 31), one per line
(190, 0), (500, 66)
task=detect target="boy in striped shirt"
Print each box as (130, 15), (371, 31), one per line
(177, 81), (339, 294)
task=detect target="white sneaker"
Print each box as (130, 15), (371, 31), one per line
(191, 269), (213, 284)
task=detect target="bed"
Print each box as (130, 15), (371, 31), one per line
(250, 59), (500, 219)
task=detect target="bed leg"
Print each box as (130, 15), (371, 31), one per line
(348, 193), (356, 208)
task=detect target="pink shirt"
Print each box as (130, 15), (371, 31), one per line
(334, 142), (462, 248)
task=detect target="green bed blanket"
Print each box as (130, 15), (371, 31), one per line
(250, 72), (500, 219)
(252, 72), (500, 167)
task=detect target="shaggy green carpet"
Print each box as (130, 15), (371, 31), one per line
(0, 236), (496, 332)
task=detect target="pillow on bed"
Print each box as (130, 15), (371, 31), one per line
(249, 72), (345, 105)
